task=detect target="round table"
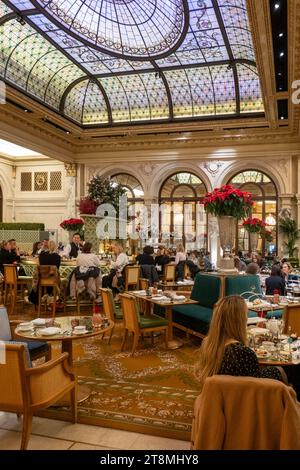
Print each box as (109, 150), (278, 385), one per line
(15, 316), (114, 402)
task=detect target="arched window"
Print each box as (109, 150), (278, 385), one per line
(159, 172), (207, 250)
(228, 170), (278, 254)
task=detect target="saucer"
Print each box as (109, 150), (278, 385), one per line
(73, 329), (88, 335)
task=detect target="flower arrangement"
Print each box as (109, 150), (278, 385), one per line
(264, 230), (274, 242)
(202, 185), (254, 219)
(243, 217), (267, 233)
(77, 175), (126, 215)
(60, 218), (84, 232)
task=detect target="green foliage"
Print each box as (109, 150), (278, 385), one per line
(0, 223), (45, 230)
(279, 217), (300, 258)
(87, 175), (126, 213)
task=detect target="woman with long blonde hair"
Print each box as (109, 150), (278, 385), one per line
(195, 296), (286, 391)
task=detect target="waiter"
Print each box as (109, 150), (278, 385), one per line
(63, 233), (83, 258)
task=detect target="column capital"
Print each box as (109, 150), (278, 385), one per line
(64, 163), (77, 177)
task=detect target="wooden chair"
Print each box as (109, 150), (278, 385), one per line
(99, 288), (118, 343)
(0, 306), (51, 362)
(139, 278), (149, 290)
(184, 264), (191, 279)
(37, 265), (60, 317)
(163, 264), (176, 283)
(124, 265), (140, 291)
(283, 304), (300, 336)
(0, 343), (77, 450)
(3, 265), (30, 315)
(119, 293), (168, 356)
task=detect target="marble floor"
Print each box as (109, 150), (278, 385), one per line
(0, 412), (190, 450)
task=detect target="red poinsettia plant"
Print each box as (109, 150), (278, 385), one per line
(243, 217), (267, 233)
(60, 218), (84, 231)
(202, 185), (254, 219)
(264, 229), (274, 242)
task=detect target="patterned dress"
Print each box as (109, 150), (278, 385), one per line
(218, 342), (283, 381)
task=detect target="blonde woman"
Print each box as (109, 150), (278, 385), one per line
(102, 242), (128, 294)
(39, 240), (61, 268)
(195, 296), (286, 392)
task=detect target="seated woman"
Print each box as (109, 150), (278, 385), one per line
(155, 247), (170, 273)
(69, 242), (101, 301)
(102, 243), (128, 295)
(195, 296), (287, 391)
(174, 243), (187, 281)
(265, 265), (285, 296)
(39, 241), (61, 268)
(136, 245), (155, 265)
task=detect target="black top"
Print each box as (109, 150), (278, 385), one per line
(0, 248), (16, 273)
(69, 242), (81, 258)
(10, 249), (20, 264)
(154, 255), (170, 266)
(39, 252), (61, 269)
(136, 253), (155, 265)
(218, 342), (282, 381)
(265, 275), (285, 296)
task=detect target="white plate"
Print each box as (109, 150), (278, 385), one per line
(73, 329), (88, 335)
(256, 351), (271, 359)
(18, 326), (34, 332)
(39, 327), (61, 336)
(32, 318), (46, 326)
(18, 322), (33, 331)
(173, 296), (186, 301)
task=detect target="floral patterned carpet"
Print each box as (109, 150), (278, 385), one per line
(48, 324), (202, 440)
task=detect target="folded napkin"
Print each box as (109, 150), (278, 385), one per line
(173, 295), (186, 301)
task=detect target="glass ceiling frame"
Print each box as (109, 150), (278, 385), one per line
(0, 0), (265, 128)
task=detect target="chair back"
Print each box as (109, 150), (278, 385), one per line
(3, 265), (17, 285)
(0, 343), (28, 412)
(191, 375), (300, 450)
(184, 264), (191, 278)
(119, 294), (140, 334)
(225, 275), (262, 298)
(124, 265), (140, 290)
(163, 264), (176, 282)
(283, 304), (300, 335)
(100, 288), (116, 321)
(139, 278), (149, 290)
(191, 274), (221, 307)
(38, 265), (59, 286)
(0, 306), (12, 341)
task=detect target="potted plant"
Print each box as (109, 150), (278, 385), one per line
(202, 185), (254, 270)
(60, 218), (84, 241)
(279, 216), (300, 265)
(78, 175), (126, 252)
(242, 217), (266, 253)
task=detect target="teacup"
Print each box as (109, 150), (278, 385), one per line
(74, 325), (86, 333)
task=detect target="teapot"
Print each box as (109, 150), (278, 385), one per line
(267, 318), (280, 336)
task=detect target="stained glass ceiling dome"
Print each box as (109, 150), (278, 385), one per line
(30, 0), (189, 60)
(0, 0), (265, 128)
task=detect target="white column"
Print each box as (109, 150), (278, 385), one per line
(64, 163), (77, 219)
(208, 215), (219, 268)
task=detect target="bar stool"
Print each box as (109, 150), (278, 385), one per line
(3, 264), (29, 315)
(37, 265), (60, 318)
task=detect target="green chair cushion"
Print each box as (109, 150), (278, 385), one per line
(225, 275), (262, 298)
(140, 314), (168, 329)
(190, 274), (221, 308)
(265, 309), (283, 319)
(172, 304), (213, 324)
(248, 310), (260, 318)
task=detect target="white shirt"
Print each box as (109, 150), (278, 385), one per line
(76, 253), (100, 268)
(62, 243), (82, 258)
(111, 253), (129, 272)
(175, 252), (186, 265)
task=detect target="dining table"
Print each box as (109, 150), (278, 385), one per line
(15, 316), (114, 402)
(131, 290), (198, 349)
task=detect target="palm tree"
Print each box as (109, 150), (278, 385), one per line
(279, 217), (300, 258)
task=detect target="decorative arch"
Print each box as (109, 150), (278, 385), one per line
(158, 170), (208, 250)
(226, 168), (278, 255)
